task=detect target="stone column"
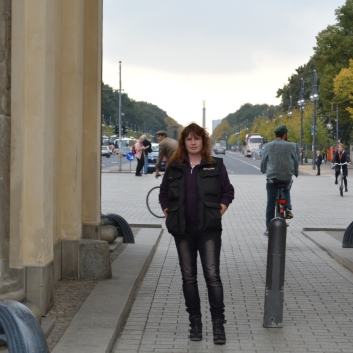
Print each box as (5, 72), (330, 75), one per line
(81, 0), (103, 240)
(59, 0), (84, 241)
(10, 0), (58, 314)
(0, 0), (25, 301)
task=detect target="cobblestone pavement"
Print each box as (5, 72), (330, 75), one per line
(45, 229), (137, 351)
(102, 171), (353, 353)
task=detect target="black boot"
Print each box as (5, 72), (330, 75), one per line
(345, 187), (348, 192)
(189, 317), (202, 341)
(212, 320), (226, 345)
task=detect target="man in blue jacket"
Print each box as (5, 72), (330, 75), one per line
(261, 125), (298, 236)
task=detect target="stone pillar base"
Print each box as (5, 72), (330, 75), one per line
(62, 239), (111, 280)
(26, 262), (54, 316)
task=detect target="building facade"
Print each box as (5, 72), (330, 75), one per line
(212, 119), (222, 133)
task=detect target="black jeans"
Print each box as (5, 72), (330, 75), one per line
(174, 230), (225, 321)
(135, 157), (144, 176)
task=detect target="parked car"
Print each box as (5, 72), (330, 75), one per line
(120, 146), (131, 156)
(147, 151), (167, 174)
(101, 145), (111, 158)
(214, 146), (226, 155)
(151, 143), (159, 152)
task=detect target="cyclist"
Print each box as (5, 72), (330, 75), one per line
(332, 143), (351, 192)
(260, 124), (298, 236)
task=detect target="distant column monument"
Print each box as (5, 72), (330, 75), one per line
(202, 100), (206, 128)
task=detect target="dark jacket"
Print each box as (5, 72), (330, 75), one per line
(332, 151), (349, 173)
(159, 157), (234, 236)
(142, 139), (152, 156)
(315, 154), (322, 166)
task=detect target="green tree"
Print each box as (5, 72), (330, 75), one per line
(312, 0), (353, 143)
(276, 59), (315, 110)
(102, 82), (177, 137)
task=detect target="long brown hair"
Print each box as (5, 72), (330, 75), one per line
(168, 123), (214, 165)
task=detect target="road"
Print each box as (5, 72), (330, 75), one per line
(213, 151), (262, 175)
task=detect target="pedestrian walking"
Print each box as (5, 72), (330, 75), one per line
(159, 123), (234, 344)
(141, 135), (152, 174)
(315, 151), (323, 175)
(133, 136), (148, 177)
(154, 130), (177, 178)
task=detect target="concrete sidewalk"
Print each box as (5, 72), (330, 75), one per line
(51, 171), (353, 352)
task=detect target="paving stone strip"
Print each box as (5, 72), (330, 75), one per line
(46, 228), (139, 351)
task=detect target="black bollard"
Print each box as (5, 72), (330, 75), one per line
(342, 221), (353, 248)
(263, 217), (287, 328)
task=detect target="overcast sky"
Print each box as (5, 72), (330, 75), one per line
(103, 0), (345, 132)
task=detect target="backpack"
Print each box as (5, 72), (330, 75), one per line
(131, 145), (136, 154)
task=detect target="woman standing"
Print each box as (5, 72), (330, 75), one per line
(159, 123), (234, 345)
(134, 136), (147, 176)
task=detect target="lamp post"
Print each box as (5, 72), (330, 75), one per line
(298, 78), (305, 165)
(332, 104), (339, 145)
(118, 61), (122, 171)
(288, 96), (292, 117)
(310, 70), (319, 170)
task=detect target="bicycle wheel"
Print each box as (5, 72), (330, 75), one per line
(338, 175), (344, 197)
(146, 186), (165, 218)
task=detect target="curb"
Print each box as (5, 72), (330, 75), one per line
(51, 227), (163, 353)
(302, 229), (353, 274)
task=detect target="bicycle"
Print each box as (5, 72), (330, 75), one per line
(273, 180), (293, 219)
(333, 162), (348, 197)
(146, 185), (165, 218)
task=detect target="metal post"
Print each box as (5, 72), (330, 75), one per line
(298, 78), (305, 165)
(310, 70), (319, 170)
(263, 218), (287, 327)
(300, 108), (303, 165)
(288, 96), (292, 117)
(313, 100), (316, 170)
(202, 100), (206, 128)
(336, 105), (339, 145)
(118, 61), (122, 171)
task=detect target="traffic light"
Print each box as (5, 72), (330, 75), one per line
(329, 130), (335, 139)
(114, 125), (119, 134)
(122, 126), (128, 135)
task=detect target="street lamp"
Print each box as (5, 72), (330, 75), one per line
(332, 103), (339, 145)
(310, 70), (319, 170)
(118, 61), (122, 171)
(288, 96), (292, 117)
(298, 78), (305, 165)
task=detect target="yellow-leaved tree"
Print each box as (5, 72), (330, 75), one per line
(333, 58), (353, 119)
